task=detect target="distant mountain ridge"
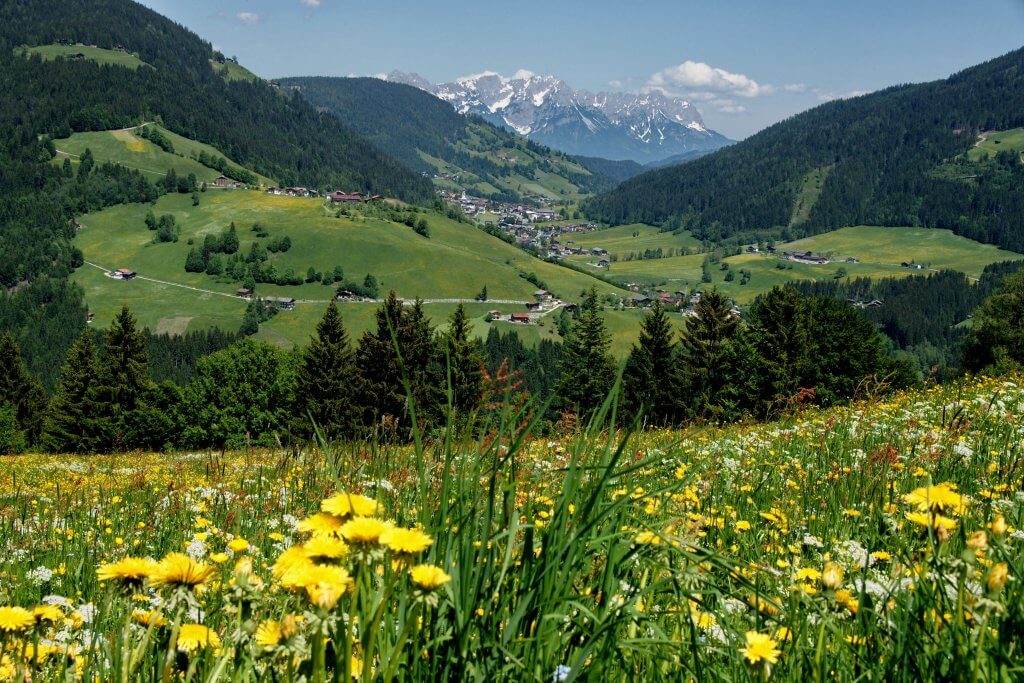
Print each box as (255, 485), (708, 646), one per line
(281, 76), (624, 202)
(386, 70), (731, 163)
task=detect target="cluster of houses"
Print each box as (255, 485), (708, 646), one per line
(487, 290), (566, 325)
(266, 186), (317, 198)
(327, 191), (384, 205)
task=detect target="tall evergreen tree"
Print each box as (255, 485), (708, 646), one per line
(556, 288), (616, 416)
(94, 307), (151, 448)
(354, 292), (411, 434)
(42, 330), (101, 453)
(294, 301), (357, 441)
(0, 332), (47, 444)
(623, 302), (680, 425)
(675, 290), (756, 422)
(749, 286), (812, 413)
(397, 299), (445, 430)
(443, 304), (484, 415)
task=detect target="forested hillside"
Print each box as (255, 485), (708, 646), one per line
(0, 0), (432, 201)
(585, 47), (1024, 252)
(280, 76), (620, 201)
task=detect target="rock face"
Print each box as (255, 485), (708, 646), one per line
(386, 70), (731, 163)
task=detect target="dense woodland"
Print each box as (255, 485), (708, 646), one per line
(584, 47), (1024, 252)
(0, 0), (432, 201)
(790, 260), (1024, 375)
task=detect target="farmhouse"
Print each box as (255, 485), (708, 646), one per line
(330, 191), (364, 204)
(335, 290), (356, 301)
(598, 258), (610, 268)
(265, 296), (296, 311)
(525, 301), (543, 311)
(114, 268), (137, 280)
(487, 310), (502, 318)
(212, 175), (240, 189)
(534, 289), (553, 302)
(509, 313), (531, 324)
(236, 288), (253, 300)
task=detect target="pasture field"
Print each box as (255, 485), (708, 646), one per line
(567, 223), (702, 258)
(72, 190), (622, 339)
(969, 128), (1024, 161)
(211, 59), (261, 83)
(17, 43), (148, 68)
(781, 226), (1023, 277)
(52, 125), (274, 185)
(0, 375), (1020, 680)
(591, 253), (707, 288)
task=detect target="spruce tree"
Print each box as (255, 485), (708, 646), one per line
(397, 300), (445, 430)
(0, 332), (47, 444)
(675, 290), (755, 421)
(749, 286), (811, 412)
(42, 330), (101, 453)
(95, 307), (151, 448)
(556, 288), (616, 416)
(354, 292), (409, 433)
(623, 302), (680, 425)
(443, 304), (484, 415)
(294, 301), (357, 441)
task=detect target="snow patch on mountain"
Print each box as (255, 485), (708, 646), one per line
(385, 69), (731, 163)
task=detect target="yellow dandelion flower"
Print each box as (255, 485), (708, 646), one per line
(794, 567), (822, 582)
(321, 493), (380, 519)
(739, 631), (781, 666)
(149, 553), (217, 589)
(340, 517), (389, 545)
(987, 562), (1009, 592)
(905, 511), (957, 531)
(271, 546), (310, 580)
(32, 605), (63, 624)
(297, 512), (344, 537)
(254, 620), (283, 650)
(903, 483), (967, 516)
(0, 607), (35, 633)
(227, 538), (250, 553)
(131, 609), (168, 627)
(409, 564), (451, 590)
(176, 624), (221, 653)
(381, 527), (434, 555)
(302, 536), (349, 564)
(97, 557), (157, 585)
(822, 563), (844, 590)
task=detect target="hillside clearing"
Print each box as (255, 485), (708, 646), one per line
(17, 43), (149, 68)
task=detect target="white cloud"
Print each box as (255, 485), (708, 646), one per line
(783, 83), (807, 93)
(646, 60), (773, 100)
(816, 88), (867, 102)
(300, 0), (322, 6)
(236, 12), (260, 26)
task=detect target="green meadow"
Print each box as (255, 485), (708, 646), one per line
(781, 226), (1022, 277)
(968, 128), (1024, 161)
(72, 190), (622, 340)
(52, 125), (273, 185)
(18, 43), (148, 68)
(211, 59), (261, 83)
(567, 224), (702, 258)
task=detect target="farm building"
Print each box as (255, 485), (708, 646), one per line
(509, 313), (531, 324)
(329, 191), (364, 204)
(265, 296), (296, 311)
(114, 268), (137, 280)
(236, 288), (253, 300)
(213, 175), (240, 189)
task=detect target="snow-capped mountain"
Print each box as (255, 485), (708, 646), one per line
(385, 70), (731, 163)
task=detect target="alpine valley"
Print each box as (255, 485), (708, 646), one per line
(386, 69), (732, 163)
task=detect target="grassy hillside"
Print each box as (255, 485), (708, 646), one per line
(2, 374), (1021, 679)
(568, 223), (702, 258)
(72, 190), (623, 338)
(17, 43), (148, 68)
(968, 127), (1024, 161)
(699, 226), (1022, 304)
(210, 58), (259, 83)
(52, 124), (274, 184)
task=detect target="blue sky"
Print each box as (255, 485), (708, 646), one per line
(139, 0), (1024, 139)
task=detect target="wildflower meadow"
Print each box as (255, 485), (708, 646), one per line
(0, 376), (1021, 681)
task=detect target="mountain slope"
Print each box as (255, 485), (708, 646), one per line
(387, 71), (731, 163)
(584, 47), (1024, 252)
(0, 0), (433, 201)
(280, 76), (619, 201)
